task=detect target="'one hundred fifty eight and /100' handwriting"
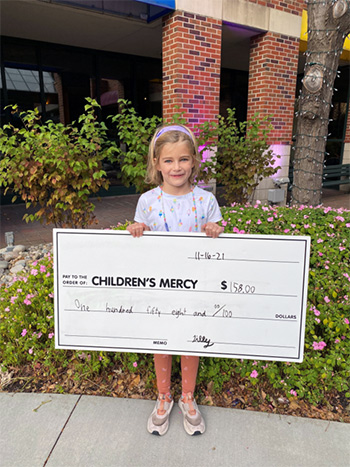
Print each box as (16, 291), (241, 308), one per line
(72, 299), (297, 322)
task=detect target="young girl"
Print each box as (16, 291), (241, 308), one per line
(127, 124), (223, 436)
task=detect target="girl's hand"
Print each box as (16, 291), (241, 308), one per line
(127, 222), (150, 237)
(201, 222), (224, 238)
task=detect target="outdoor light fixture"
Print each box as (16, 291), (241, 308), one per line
(5, 231), (14, 249)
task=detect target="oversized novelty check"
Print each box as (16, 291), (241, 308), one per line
(54, 230), (310, 362)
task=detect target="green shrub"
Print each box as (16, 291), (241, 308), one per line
(208, 109), (280, 204)
(0, 99), (114, 228)
(109, 100), (277, 200)
(1, 204), (349, 404)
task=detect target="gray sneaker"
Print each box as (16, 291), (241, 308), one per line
(147, 393), (174, 436)
(178, 392), (205, 435)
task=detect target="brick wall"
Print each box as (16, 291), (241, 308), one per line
(162, 12), (222, 128)
(345, 105), (350, 144)
(247, 32), (300, 145)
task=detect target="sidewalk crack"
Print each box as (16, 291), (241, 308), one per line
(43, 394), (82, 467)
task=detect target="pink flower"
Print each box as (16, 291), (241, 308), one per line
(250, 370), (258, 378)
(313, 341), (327, 350)
(246, 220), (251, 225)
(304, 224), (310, 229)
(133, 362), (138, 368)
(317, 238), (323, 243)
(23, 299), (32, 305)
(267, 217), (274, 222)
(49, 293), (54, 298)
(318, 252), (323, 257)
(10, 296), (17, 304)
(345, 318), (349, 325)
(28, 348), (33, 354)
(252, 361), (258, 366)
(291, 224), (296, 228)
(314, 309), (320, 316)
(339, 246), (345, 251)
(48, 333), (54, 339)
(315, 318), (320, 323)
(46, 272), (51, 277)
(40, 265), (46, 273)
(329, 224), (334, 229)
(335, 339), (340, 344)
(290, 390), (297, 397)
(324, 296), (330, 303)
(32, 261), (38, 266)
(346, 223), (350, 228)
(98, 356), (102, 361)
(17, 288), (22, 293)
(37, 332), (42, 338)
(304, 215), (309, 219)
(257, 219), (262, 225)
(284, 229), (290, 233)
(335, 216), (344, 222)
(31, 269), (38, 276)
(21, 329), (27, 337)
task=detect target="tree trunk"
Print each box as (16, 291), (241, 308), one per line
(291, 0), (350, 206)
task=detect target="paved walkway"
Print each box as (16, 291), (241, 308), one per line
(1, 392), (349, 467)
(0, 189), (349, 248)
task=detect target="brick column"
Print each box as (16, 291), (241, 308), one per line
(162, 12), (222, 127)
(340, 103), (350, 192)
(247, 32), (300, 202)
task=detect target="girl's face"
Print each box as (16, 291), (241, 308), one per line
(156, 141), (194, 195)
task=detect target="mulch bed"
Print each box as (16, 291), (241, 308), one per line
(2, 363), (349, 424)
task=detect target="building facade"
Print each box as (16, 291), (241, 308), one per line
(1, 0), (349, 201)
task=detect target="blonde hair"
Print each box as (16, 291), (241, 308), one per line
(145, 124), (201, 186)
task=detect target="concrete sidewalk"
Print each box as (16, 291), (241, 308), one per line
(1, 392), (349, 467)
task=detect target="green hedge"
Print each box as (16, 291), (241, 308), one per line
(0, 203), (349, 404)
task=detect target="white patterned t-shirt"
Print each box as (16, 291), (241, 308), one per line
(134, 186), (222, 232)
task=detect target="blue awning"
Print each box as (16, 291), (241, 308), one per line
(136, 1), (175, 8)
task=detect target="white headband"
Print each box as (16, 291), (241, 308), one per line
(155, 125), (192, 141)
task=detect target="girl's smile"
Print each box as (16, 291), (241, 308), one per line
(156, 141), (194, 195)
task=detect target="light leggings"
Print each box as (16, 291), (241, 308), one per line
(154, 354), (199, 394)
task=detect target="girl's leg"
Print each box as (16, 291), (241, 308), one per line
(154, 354), (172, 393)
(148, 354), (174, 436)
(181, 356), (199, 393)
(179, 356), (205, 435)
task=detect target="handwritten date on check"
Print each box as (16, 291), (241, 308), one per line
(54, 230), (310, 362)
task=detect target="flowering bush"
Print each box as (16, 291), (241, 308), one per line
(205, 202), (349, 403)
(0, 204), (349, 405)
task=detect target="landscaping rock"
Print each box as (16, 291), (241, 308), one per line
(0, 243), (52, 287)
(4, 251), (19, 262)
(10, 264), (25, 274)
(13, 245), (26, 253)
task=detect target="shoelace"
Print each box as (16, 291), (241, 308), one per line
(183, 392), (196, 416)
(157, 393), (171, 416)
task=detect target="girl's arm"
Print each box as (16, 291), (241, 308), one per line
(201, 222), (224, 239)
(127, 222), (150, 237)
